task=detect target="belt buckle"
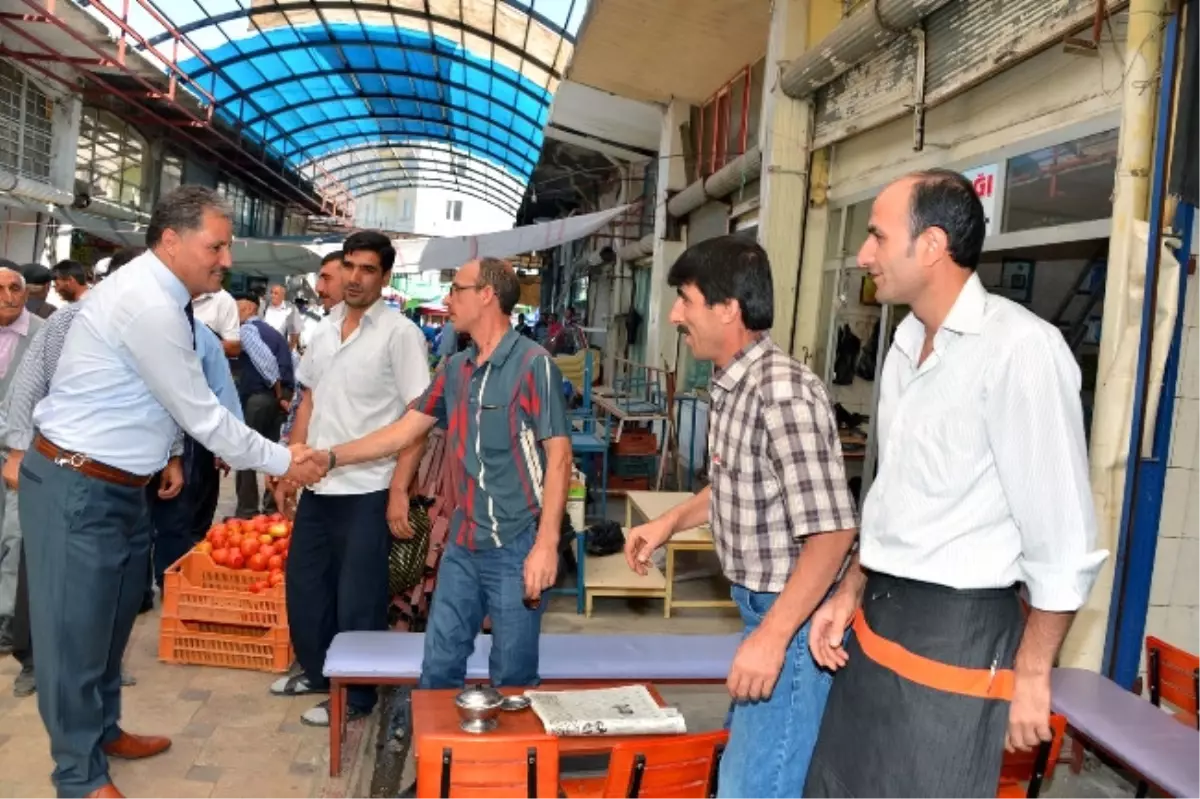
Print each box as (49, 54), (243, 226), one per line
(54, 452), (88, 469)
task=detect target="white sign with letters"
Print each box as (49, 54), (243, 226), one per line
(961, 164), (999, 237)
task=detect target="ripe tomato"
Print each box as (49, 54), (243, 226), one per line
(195, 541), (213, 555)
(259, 544), (276, 559)
(227, 550), (245, 570)
(248, 582), (262, 594)
(275, 537), (290, 553)
(252, 514), (268, 525)
(267, 555), (282, 571)
(248, 553), (268, 572)
(211, 547), (230, 566)
(269, 512), (285, 523)
(211, 531), (228, 549)
(240, 538), (259, 558)
(268, 570), (284, 587)
(258, 534), (273, 545)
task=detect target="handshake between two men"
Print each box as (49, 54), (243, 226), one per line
(268, 445), (335, 517)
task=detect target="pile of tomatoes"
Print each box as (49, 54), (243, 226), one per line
(194, 513), (291, 593)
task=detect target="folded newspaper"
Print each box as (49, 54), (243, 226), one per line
(525, 685), (687, 737)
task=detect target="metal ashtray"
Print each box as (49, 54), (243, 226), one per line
(455, 685), (504, 734)
(501, 694), (530, 712)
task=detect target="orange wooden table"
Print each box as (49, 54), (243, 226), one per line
(411, 682), (671, 756)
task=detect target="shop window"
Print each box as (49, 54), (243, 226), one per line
(0, 61), (53, 183)
(1001, 128), (1119, 233)
(691, 59), (765, 180)
(159, 152), (182, 201)
(76, 107), (147, 210)
(446, 200), (462, 221)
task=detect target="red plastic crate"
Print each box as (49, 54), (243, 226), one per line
(162, 550), (286, 628)
(158, 616), (292, 673)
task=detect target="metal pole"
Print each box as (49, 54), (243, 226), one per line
(1102, 4), (1184, 685)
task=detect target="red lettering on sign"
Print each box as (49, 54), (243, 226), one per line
(973, 172), (995, 199)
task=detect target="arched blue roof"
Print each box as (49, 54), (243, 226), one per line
(111, 0), (587, 217)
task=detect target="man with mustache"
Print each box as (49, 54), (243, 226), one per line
(0, 266), (42, 659)
(270, 232), (429, 727)
(621, 237), (857, 798)
(20, 185), (322, 798)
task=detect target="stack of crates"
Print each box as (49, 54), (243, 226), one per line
(158, 551), (292, 672)
(609, 429), (658, 492)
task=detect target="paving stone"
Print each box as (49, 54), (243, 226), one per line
(178, 688), (212, 702)
(185, 764), (224, 783)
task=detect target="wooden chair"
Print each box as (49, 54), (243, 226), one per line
(996, 713), (1068, 798)
(415, 733), (560, 798)
(1145, 636), (1200, 728)
(560, 730), (728, 798)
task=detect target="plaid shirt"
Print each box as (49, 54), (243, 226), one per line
(707, 335), (857, 592)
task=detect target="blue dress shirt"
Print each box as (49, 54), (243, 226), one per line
(33, 252), (289, 476)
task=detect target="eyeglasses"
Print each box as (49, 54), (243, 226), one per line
(448, 282), (485, 296)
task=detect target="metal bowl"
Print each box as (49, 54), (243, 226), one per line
(501, 694), (530, 712)
(454, 685), (504, 734)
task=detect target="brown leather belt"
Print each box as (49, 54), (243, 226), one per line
(33, 434), (152, 488)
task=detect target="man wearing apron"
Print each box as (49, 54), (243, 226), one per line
(804, 169), (1107, 797)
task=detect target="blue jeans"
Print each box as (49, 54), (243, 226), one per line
(419, 525), (544, 688)
(718, 584), (833, 799)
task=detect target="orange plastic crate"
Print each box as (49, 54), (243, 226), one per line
(162, 550), (286, 628)
(158, 616), (293, 673)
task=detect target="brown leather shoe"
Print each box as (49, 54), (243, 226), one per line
(84, 784), (124, 798)
(101, 731), (172, 760)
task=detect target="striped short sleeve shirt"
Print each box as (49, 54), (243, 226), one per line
(707, 335), (858, 592)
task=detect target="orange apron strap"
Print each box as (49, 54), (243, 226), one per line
(852, 608), (1014, 701)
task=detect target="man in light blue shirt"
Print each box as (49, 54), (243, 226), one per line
(20, 186), (321, 799)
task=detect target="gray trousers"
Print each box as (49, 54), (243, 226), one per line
(0, 480), (21, 617)
(20, 448), (150, 798)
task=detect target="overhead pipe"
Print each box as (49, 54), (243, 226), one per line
(666, 145), (762, 219)
(779, 0), (954, 99)
(617, 233), (654, 262)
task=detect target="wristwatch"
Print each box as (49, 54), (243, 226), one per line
(327, 448), (337, 471)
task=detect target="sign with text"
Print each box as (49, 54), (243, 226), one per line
(962, 164), (999, 237)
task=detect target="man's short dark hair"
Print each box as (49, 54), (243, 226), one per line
(667, 236), (774, 332)
(146, 185), (232, 249)
(108, 247), (145, 273)
(50, 259), (89, 285)
(320, 250), (344, 266)
(342, 231), (395, 272)
(477, 257), (520, 315)
(906, 169), (986, 269)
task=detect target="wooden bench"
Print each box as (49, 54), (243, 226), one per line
(1051, 667), (1200, 797)
(321, 631), (739, 776)
(582, 547), (667, 617)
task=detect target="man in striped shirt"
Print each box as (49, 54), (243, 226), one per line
(291, 258), (572, 689)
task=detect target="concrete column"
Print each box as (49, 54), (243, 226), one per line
(645, 100), (688, 372)
(790, 146), (832, 363)
(1061, 0), (1168, 671)
(756, 0), (811, 350)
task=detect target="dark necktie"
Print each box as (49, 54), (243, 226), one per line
(184, 300), (196, 350)
(182, 300), (197, 468)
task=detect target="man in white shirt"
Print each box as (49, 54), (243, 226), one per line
(263, 283), (302, 350)
(804, 170), (1107, 797)
(21, 186), (322, 799)
(271, 231), (430, 727)
(190, 287), (240, 358)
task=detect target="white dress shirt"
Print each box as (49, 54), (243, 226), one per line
(297, 299), (431, 495)
(191, 289), (241, 342)
(859, 273), (1107, 612)
(33, 252), (290, 477)
(263, 301), (301, 339)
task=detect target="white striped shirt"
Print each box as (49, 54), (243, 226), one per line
(859, 273), (1108, 612)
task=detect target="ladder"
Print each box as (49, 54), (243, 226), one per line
(1051, 257), (1106, 355)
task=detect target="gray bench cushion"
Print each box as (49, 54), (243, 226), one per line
(1052, 667), (1199, 798)
(323, 632), (740, 682)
